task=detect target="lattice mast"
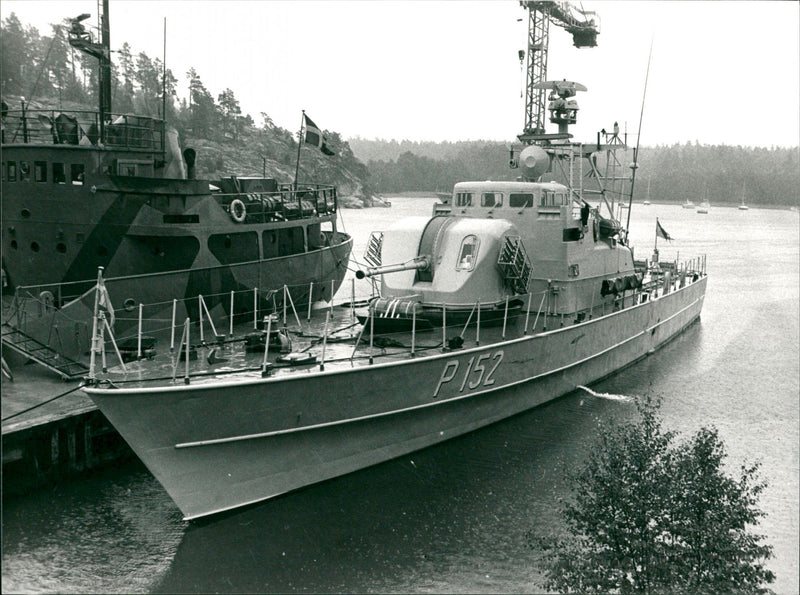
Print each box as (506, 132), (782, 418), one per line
(519, 1), (599, 144)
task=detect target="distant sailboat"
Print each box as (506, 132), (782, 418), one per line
(643, 178), (651, 205)
(738, 185), (749, 210)
(697, 190), (710, 214)
(682, 198), (695, 209)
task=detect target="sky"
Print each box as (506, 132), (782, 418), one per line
(3, 1), (799, 148)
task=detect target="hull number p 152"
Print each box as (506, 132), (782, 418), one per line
(433, 350), (504, 398)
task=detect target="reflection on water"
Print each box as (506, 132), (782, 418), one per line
(2, 461), (183, 594)
(2, 202), (798, 594)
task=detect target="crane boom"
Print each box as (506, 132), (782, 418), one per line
(519, 1), (598, 141)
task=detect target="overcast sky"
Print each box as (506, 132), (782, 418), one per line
(4, 1), (799, 148)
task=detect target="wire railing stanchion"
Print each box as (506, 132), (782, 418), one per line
(229, 290), (235, 337)
(137, 303), (143, 359)
(320, 311), (330, 371)
(307, 282), (314, 321)
(170, 298), (177, 352)
(184, 318), (191, 384)
(253, 287), (258, 329)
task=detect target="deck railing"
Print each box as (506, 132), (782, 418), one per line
(3, 106), (165, 152)
(214, 184), (338, 222)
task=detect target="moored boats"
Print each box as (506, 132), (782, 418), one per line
(1, 1), (352, 359)
(82, 2), (707, 521)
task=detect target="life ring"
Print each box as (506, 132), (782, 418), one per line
(230, 199), (246, 223)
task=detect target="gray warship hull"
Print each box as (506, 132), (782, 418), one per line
(85, 276), (705, 520)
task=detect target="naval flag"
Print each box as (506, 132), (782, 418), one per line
(97, 277), (115, 327)
(656, 219), (672, 241)
(303, 114), (335, 156)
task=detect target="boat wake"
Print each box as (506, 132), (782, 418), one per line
(576, 385), (636, 402)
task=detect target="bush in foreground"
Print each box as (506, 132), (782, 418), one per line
(534, 396), (775, 594)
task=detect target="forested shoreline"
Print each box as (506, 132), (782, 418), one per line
(350, 139), (800, 207)
(1, 12), (376, 205)
(3, 13), (798, 208)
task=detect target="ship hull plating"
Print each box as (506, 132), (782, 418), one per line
(85, 277), (705, 520)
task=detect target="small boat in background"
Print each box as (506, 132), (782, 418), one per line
(697, 192), (710, 214)
(738, 185), (750, 210)
(682, 199), (695, 209)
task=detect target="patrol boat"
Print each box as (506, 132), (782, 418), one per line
(1, 1), (352, 349)
(82, 7), (707, 521)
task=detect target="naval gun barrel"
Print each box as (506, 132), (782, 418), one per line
(356, 257), (430, 279)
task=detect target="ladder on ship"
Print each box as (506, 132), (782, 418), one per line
(1, 323), (89, 380)
(497, 236), (533, 294)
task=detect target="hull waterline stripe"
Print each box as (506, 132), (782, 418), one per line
(174, 295), (703, 449)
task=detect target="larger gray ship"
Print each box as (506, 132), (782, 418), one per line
(2, 0), (353, 351)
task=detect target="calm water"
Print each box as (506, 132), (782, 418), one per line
(3, 199), (798, 594)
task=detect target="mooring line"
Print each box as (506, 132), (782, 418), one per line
(2, 382), (87, 422)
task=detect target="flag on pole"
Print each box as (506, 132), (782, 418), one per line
(303, 114), (335, 156)
(98, 277), (115, 327)
(656, 218), (672, 241)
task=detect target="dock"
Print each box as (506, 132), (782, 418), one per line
(2, 361), (134, 495)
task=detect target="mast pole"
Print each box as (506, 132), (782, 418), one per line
(626, 38), (654, 233)
(162, 18), (167, 117)
(161, 17), (167, 151)
(294, 110), (305, 190)
(99, 0), (111, 142)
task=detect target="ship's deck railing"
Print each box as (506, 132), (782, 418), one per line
(2, 106), (165, 151)
(213, 183), (338, 222)
(4, 252), (706, 384)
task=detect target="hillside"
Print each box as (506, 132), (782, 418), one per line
(1, 12), (382, 208)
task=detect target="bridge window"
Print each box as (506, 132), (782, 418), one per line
(209, 231), (259, 264)
(53, 163), (66, 184)
(456, 235), (480, 271)
(34, 161), (47, 182)
(455, 192), (473, 207)
(541, 190), (569, 206)
(278, 226), (304, 256)
(481, 192), (502, 207)
(70, 164), (84, 185)
(509, 193), (534, 207)
(262, 230), (278, 258)
(117, 159), (154, 177)
(118, 162), (137, 176)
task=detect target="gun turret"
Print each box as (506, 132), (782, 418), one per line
(356, 257), (430, 279)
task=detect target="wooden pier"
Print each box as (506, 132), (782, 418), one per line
(1, 363), (134, 495)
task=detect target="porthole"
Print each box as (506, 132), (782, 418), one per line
(10, 240), (18, 250)
(56, 242), (67, 253)
(124, 298), (136, 312)
(21, 209), (31, 219)
(31, 242), (40, 252)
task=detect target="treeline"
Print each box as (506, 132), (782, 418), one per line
(1, 12), (372, 199)
(351, 139), (800, 208)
